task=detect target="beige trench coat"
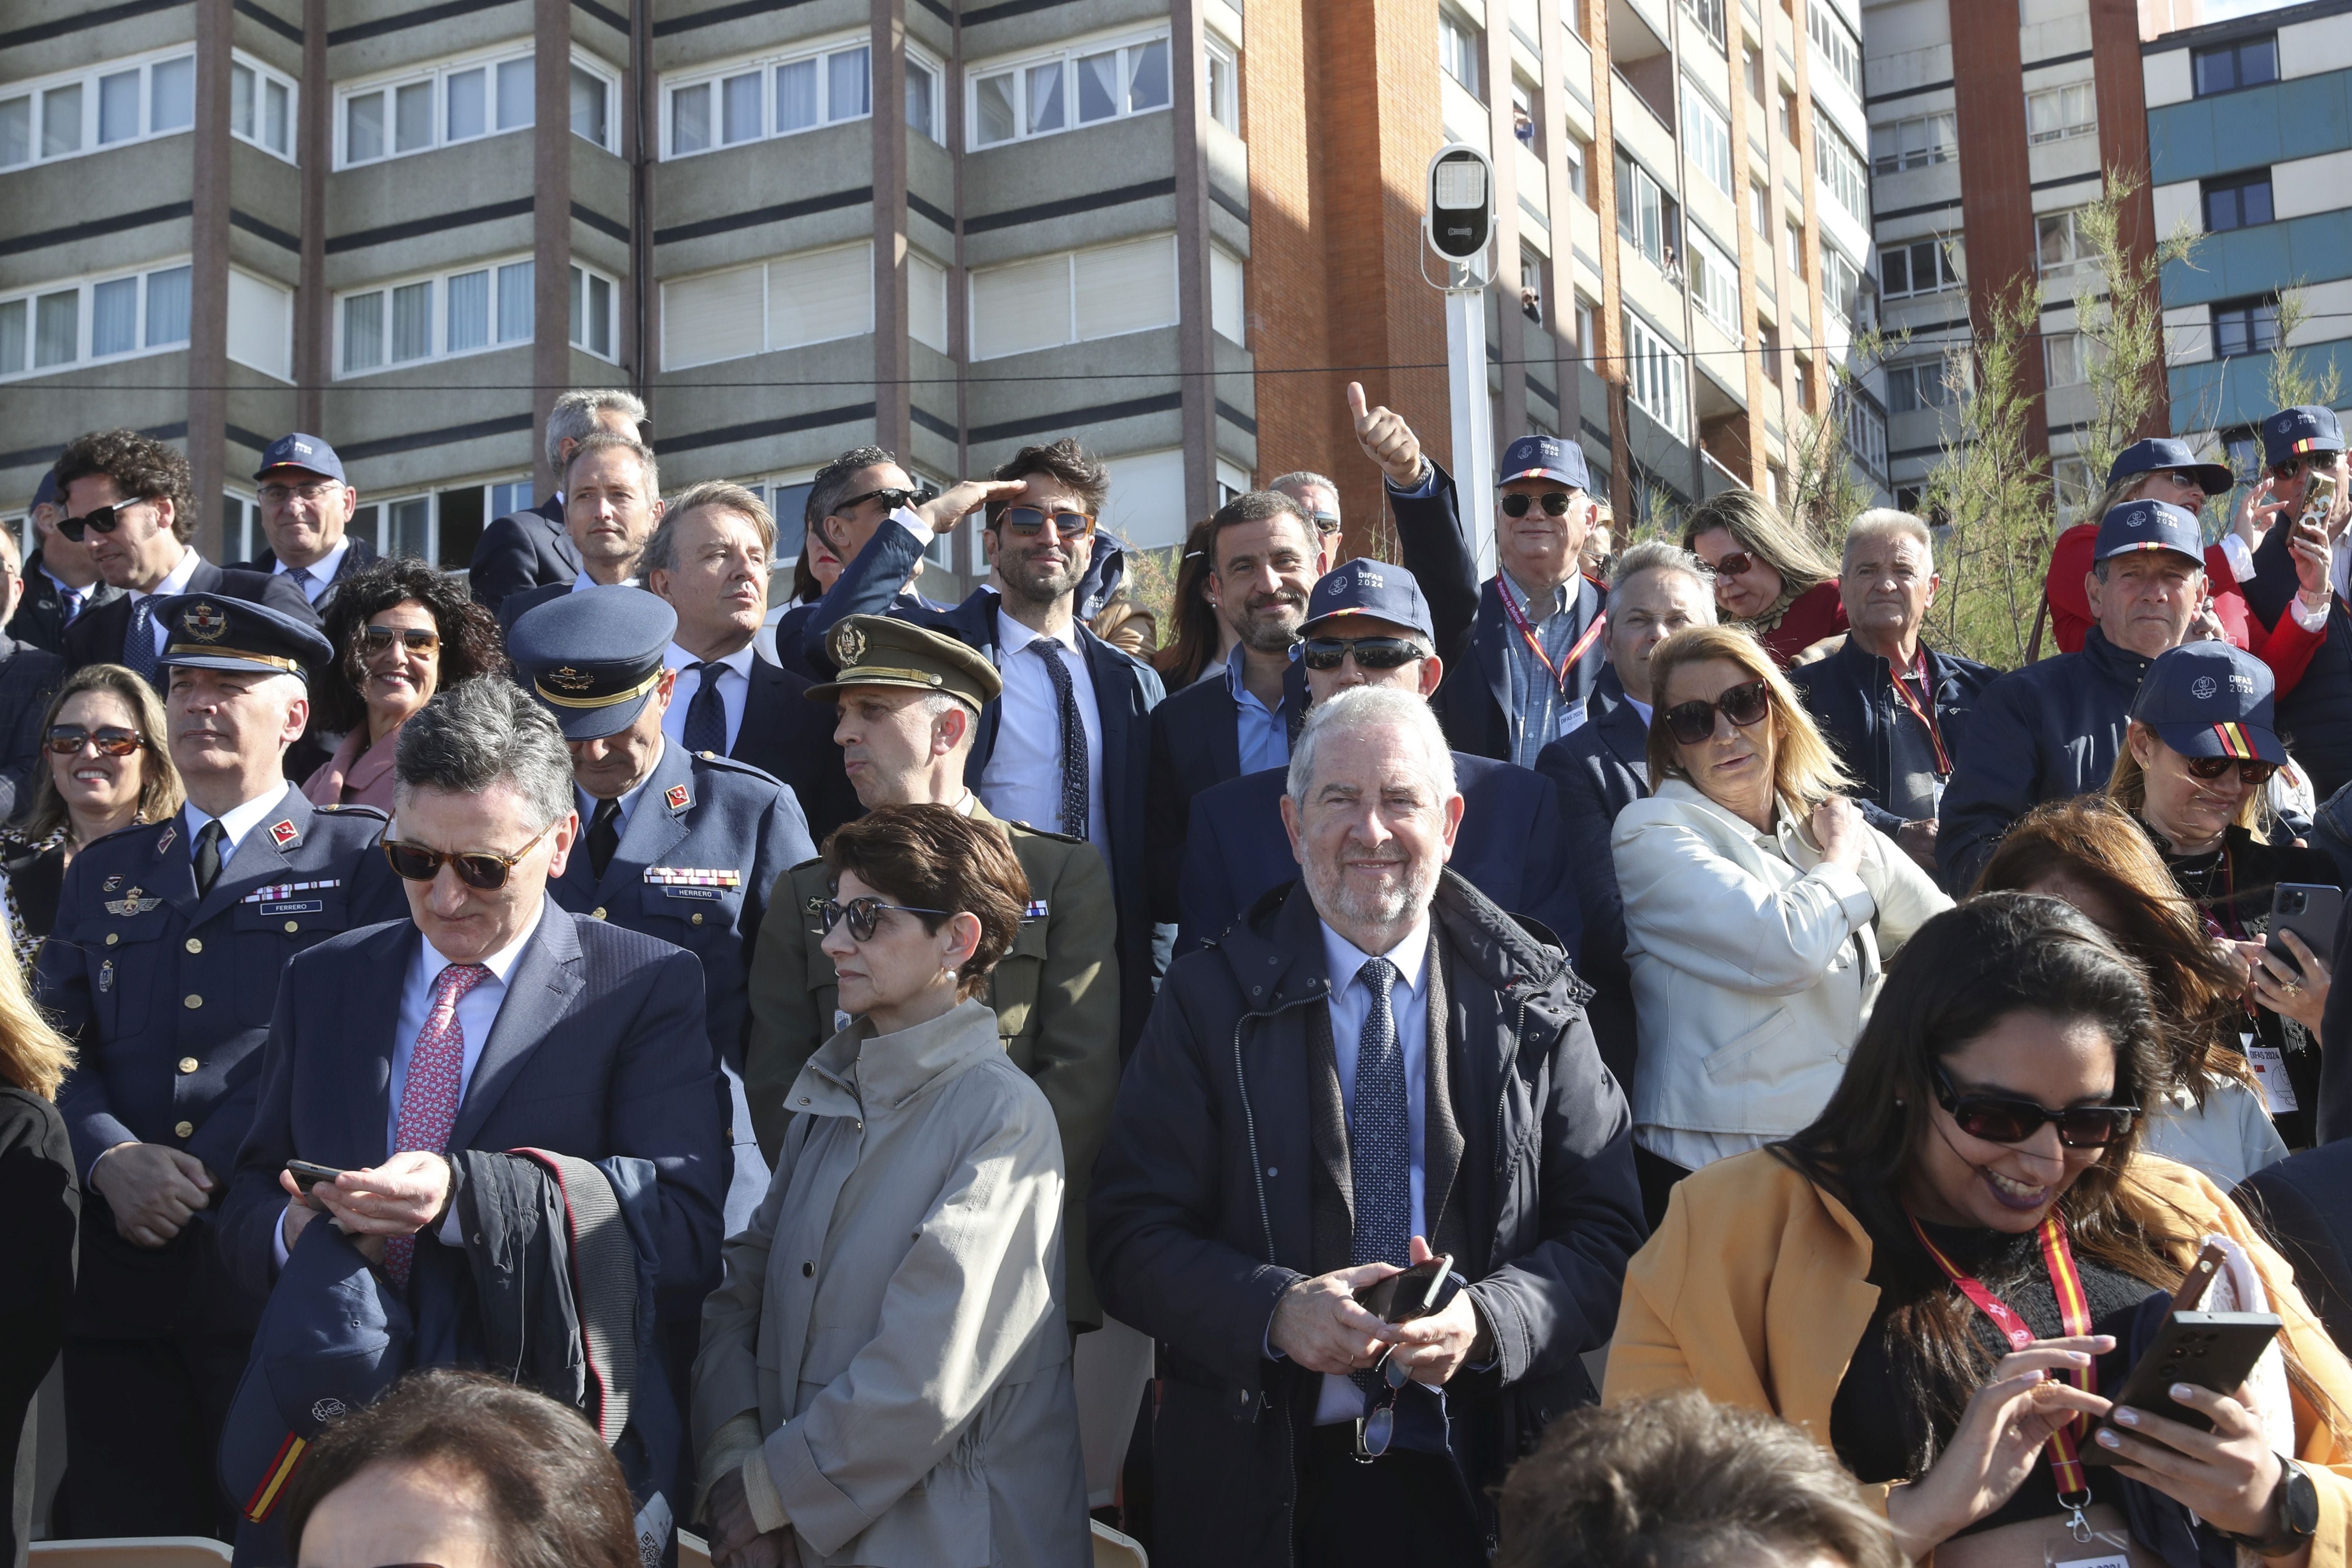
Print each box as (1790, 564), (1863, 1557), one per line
(692, 998), (1089, 1568)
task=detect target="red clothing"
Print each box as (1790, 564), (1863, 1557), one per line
(1753, 579), (1849, 667)
(2042, 522), (2324, 693)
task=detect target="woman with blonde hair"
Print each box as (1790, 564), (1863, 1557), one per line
(1979, 795), (2287, 1183)
(1612, 623), (1949, 1224)
(1, 663), (183, 970)
(1683, 488), (1847, 666)
(0, 939), (78, 1563)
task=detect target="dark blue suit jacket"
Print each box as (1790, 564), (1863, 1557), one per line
(1175, 751), (1582, 963)
(774, 518), (943, 680)
(1788, 636), (1998, 836)
(228, 536), (380, 608)
(733, 654), (864, 848)
(61, 557), (319, 678)
(0, 635), (65, 825)
(1144, 657), (1307, 924)
(469, 495), (579, 616)
(5, 548), (122, 655)
(1534, 670), (1648, 1082)
(220, 910), (729, 1311)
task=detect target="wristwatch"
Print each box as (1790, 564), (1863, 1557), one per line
(2219, 1456), (2319, 1557)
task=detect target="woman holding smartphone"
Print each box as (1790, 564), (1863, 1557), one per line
(1606, 894), (2352, 1566)
(2107, 641), (2334, 1147)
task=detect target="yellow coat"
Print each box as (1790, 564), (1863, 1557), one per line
(1604, 1147), (2352, 1565)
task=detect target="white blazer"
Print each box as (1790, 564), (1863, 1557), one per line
(1609, 778), (1951, 1157)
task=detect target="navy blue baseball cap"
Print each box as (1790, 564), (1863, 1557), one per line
(253, 433), (347, 485)
(509, 585), (679, 739)
(2107, 437), (2231, 498)
(2093, 498), (2204, 564)
(2260, 405), (2346, 467)
(1498, 434), (1591, 493)
(31, 469), (57, 509)
(2129, 641), (2285, 764)
(153, 594), (334, 682)
(1298, 557), (1437, 643)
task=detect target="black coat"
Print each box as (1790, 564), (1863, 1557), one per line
(1532, 669), (1649, 1084)
(1089, 870), (1645, 1566)
(0, 636), (65, 825)
(1789, 635), (1998, 836)
(1934, 627), (2153, 893)
(468, 494), (578, 615)
(227, 536), (379, 609)
(2234, 1142), (2352, 1351)
(61, 558), (319, 678)
(2243, 514), (2352, 799)
(6, 550), (122, 656)
(0, 1086), (74, 1568)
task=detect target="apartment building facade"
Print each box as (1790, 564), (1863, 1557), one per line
(2145, 0), (2352, 467)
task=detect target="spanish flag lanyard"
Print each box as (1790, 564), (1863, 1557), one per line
(1908, 1210), (2107, 1545)
(1498, 577), (1609, 701)
(1888, 649), (1954, 778)
(2190, 849), (2299, 1113)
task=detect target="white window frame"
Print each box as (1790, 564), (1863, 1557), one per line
(1439, 8), (1483, 99)
(1820, 243), (1865, 329)
(1814, 117), (1869, 223)
(352, 492), (440, 563)
(1885, 353), (1966, 415)
(735, 470), (818, 563)
(220, 490), (259, 565)
(1686, 226), (1741, 340)
(335, 42), (537, 169)
(568, 261), (619, 360)
(0, 47), (198, 171)
(570, 56), (619, 151)
(2026, 81), (2096, 145)
(1681, 79), (1733, 196)
(229, 50), (299, 163)
(660, 242), (877, 370)
(1869, 110), (1955, 174)
(1807, 0), (1862, 98)
(906, 45), (943, 144)
(1880, 234), (1964, 300)
(967, 25), (1175, 149)
(0, 257), (195, 382)
(966, 233), (1180, 360)
(659, 32), (876, 160)
(1205, 34), (1240, 133)
(2036, 207), (2095, 281)
(1841, 386), (1888, 478)
(333, 254), (539, 379)
(1622, 308), (1686, 440)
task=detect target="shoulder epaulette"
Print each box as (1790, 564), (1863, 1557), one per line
(1002, 820), (1089, 847)
(313, 804), (392, 821)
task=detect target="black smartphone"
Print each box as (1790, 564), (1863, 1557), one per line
(1354, 1254), (1455, 1324)
(284, 1158), (348, 1194)
(2267, 883), (2344, 978)
(2081, 1309), (2282, 1465)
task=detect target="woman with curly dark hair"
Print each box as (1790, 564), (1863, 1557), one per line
(302, 558), (507, 811)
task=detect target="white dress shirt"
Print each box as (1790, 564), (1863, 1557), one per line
(662, 641), (754, 755)
(570, 569), (639, 592)
(273, 538), (351, 604)
(979, 605), (1107, 854)
(131, 548), (204, 659)
(184, 784), (299, 877)
(1311, 914), (1432, 1425)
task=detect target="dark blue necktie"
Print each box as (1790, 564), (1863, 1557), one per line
(1028, 642), (1088, 839)
(683, 661), (727, 755)
(1348, 955), (1410, 1392)
(124, 599), (158, 685)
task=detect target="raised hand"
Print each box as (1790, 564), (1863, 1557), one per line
(1348, 382), (1426, 489)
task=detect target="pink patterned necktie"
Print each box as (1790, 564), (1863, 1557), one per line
(383, 962), (491, 1288)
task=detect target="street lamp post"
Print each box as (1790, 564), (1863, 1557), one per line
(1425, 143), (1499, 578)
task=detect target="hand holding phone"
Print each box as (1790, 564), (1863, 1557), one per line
(284, 1158), (349, 1196)
(1353, 1253), (1457, 1324)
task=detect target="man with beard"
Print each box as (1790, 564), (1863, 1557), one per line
(1091, 686), (1643, 1568)
(1144, 490), (1322, 923)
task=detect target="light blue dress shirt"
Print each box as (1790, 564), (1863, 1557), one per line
(1225, 641), (1291, 777)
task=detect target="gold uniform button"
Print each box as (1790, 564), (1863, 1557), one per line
(178, 1057), (199, 1074)
(185, 937), (203, 954)
(690, 913), (705, 926)
(591, 907), (607, 920)
(104, 933), (119, 946)
(184, 994), (203, 1009)
(284, 920), (299, 933)
(173, 1120), (194, 1139)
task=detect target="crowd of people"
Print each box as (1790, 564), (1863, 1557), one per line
(3, 380), (2352, 1568)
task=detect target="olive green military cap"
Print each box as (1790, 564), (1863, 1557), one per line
(803, 614), (1004, 712)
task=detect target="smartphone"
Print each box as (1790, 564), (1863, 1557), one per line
(2081, 1309), (2282, 1465)
(284, 1158), (348, 1194)
(2300, 469), (2339, 534)
(2267, 883), (2344, 978)
(1354, 1254), (1456, 1324)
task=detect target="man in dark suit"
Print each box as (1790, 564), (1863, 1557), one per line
(643, 480), (860, 845)
(54, 429), (316, 683)
(468, 388), (646, 614)
(220, 675), (728, 1374)
(1177, 559), (1581, 962)
(8, 468), (122, 654)
(39, 596), (399, 1538)
(1144, 490), (1320, 923)
(1351, 386), (1609, 768)
(509, 585), (812, 1236)
(227, 433), (378, 609)
(1534, 541), (1715, 1082)
(0, 528), (66, 822)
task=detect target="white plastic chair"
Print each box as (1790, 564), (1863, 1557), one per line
(1092, 1517), (1148, 1568)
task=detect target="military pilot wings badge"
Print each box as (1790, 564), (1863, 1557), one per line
(105, 885), (162, 916)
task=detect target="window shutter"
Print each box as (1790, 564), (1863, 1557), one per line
(1074, 233), (1176, 342)
(769, 243), (873, 349)
(971, 253), (1072, 360)
(908, 253), (949, 352)
(663, 262), (765, 369)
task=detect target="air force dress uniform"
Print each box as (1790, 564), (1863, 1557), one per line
(40, 595), (401, 1538)
(509, 588), (816, 1236)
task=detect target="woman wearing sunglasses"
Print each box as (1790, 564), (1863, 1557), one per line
(1609, 893), (2352, 1567)
(302, 558), (507, 811)
(1611, 624), (1948, 1225)
(1681, 489), (1847, 667)
(1980, 797), (2290, 1183)
(694, 803), (1087, 1568)
(2105, 641), (2334, 1146)
(0, 664), (182, 971)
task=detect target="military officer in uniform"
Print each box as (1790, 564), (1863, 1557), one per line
(507, 586), (814, 1241)
(39, 595), (401, 1539)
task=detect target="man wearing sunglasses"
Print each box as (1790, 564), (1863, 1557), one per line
(1174, 559), (1581, 974)
(229, 433), (377, 609)
(469, 387), (646, 616)
(7, 467), (122, 656)
(508, 587), (812, 1241)
(38, 595), (400, 1540)
(53, 428), (317, 685)
(1268, 469), (1347, 572)
(2240, 406), (2352, 801)
(1938, 497), (2212, 892)
(0, 527), (67, 825)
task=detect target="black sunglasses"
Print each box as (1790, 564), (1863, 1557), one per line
(46, 724), (143, 757)
(2183, 753), (2278, 787)
(382, 821), (555, 891)
(835, 485), (933, 514)
(1662, 679), (1771, 746)
(819, 896), (951, 942)
(1498, 491), (1574, 518)
(1933, 1064), (2136, 1149)
(58, 499), (152, 541)
(1299, 636), (1423, 671)
(2270, 457), (2337, 481)
(999, 505), (1096, 538)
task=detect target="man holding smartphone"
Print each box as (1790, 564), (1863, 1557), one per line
(2241, 406), (2352, 799)
(1090, 686), (1645, 1568)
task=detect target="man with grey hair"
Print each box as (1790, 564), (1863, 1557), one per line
(222, 673), (728, 1385)
(469, 388), (648, 614)
(1789, 508), (1996, 873)
(494, 432), (665, 632)
(1092, 685), (1643, 1568)
(1269, 468), (1345, 571)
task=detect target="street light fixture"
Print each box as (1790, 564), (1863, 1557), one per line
(1422, 143), (1499, 574)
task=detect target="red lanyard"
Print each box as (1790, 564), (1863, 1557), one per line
(1499, 579), (1607, 697)
(1907, 1211), (2099, 1507)
(1888, 650), (1953, 777)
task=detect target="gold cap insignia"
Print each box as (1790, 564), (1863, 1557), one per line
(183, 602), (229, 642)
(545, 666), (595, 692)
(833, 622), (867, 667)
